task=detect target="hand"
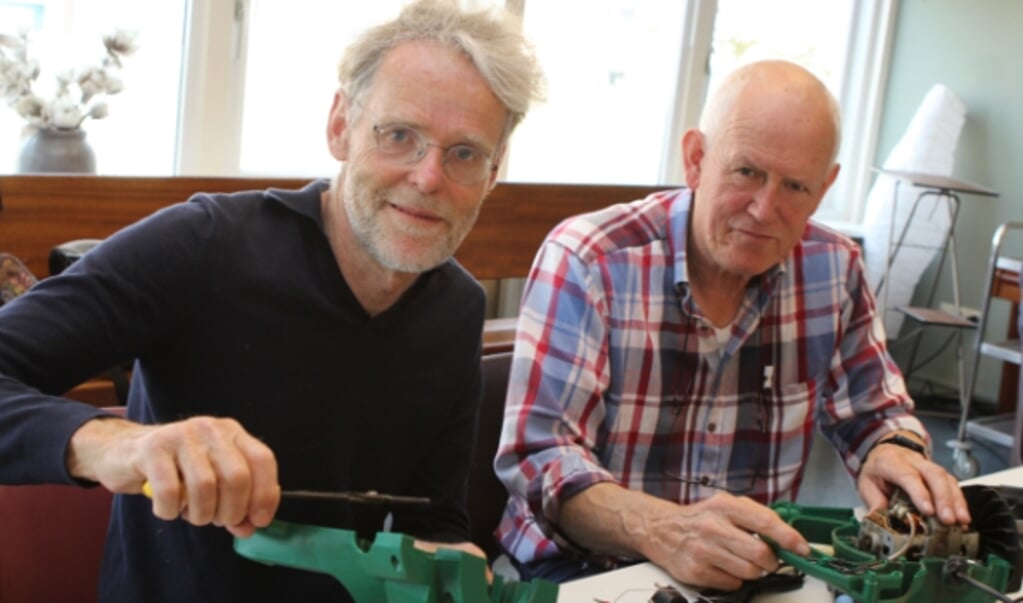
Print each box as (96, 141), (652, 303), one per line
(857, 432), (971, 526)
(67, 415), (280, 538)
(634, 492), (810, 591)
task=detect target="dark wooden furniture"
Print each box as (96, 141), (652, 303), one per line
(0, 175), (663, 281)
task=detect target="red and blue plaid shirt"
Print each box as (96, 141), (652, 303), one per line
(494, 188), (924, 564)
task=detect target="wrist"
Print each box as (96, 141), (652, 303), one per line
(871, 433), (929, 460)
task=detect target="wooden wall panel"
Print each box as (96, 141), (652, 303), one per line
(0, 175), (665, 280)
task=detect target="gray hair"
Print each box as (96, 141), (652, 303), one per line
(337, 0), (545, 146)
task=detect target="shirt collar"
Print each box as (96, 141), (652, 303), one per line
(264, 178), (331, 226)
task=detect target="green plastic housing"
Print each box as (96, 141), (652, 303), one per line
(234, 520), (557, 603)
(770, 501), (1012, 603)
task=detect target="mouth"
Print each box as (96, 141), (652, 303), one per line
(386, 200), (444, 225)
(731, 226), (774, 242)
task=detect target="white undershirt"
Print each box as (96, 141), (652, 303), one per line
(713, 325), (731, 348)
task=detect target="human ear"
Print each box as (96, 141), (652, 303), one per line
(681, 129), (706, 190)
(326, 91), (351, 161)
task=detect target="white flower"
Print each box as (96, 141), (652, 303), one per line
(102, 30), (138, 68)
(0, 29), (137, 132)
(87, 102), (108, 120)
(49, 94), (84, 129)
(12, 94), (42, 118)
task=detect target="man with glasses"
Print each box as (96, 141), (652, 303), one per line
(495, 60), (969, 591)
(0, 1), (543, 601)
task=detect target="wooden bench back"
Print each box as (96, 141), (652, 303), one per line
(0, 175), (665, 280)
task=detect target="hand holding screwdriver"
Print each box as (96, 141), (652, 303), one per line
(67, 413), (280, 538)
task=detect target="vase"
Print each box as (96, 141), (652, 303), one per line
(17, 128), (97, 174)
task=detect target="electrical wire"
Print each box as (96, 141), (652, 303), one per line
(944, 556), (1023, 603)
(886, 514), (916, 561)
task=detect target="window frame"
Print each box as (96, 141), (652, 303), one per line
(177, 0), (896, 224)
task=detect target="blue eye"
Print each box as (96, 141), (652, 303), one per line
(449, 144), (484, 164)
(386, 127), (414, 144)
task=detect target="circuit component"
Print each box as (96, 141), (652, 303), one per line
(857, 489), (980, 561)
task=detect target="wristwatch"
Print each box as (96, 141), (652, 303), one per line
(875, 434), (928, 458)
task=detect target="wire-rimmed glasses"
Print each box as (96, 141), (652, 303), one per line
(372, 123), (496, 185)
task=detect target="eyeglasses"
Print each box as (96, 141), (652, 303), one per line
(372, 124), (496, 185)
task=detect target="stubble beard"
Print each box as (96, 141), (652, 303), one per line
(340, 165), (480, 274)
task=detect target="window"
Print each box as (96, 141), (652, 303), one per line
(179, 0), (503, 177)
(235, 0), (411, 177)
(223, 0), (892, 223)
(0, 0), (187, 175)
(504, 1), (689, 185)
(504, 0), (895, 223)
(3, 0), (894, 225)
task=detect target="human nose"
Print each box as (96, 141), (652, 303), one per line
(406, 145), (447, 192)
(746, 181), (783, 222)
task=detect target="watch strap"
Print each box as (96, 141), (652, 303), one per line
(875, 434), (928, 458)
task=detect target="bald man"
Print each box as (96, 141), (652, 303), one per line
(494, 60), (970, 590)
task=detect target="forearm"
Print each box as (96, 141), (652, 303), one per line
(557, 482), (811, 590)
(557, 482), (677, 560)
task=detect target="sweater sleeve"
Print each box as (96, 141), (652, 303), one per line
(0, 200), (215, 484)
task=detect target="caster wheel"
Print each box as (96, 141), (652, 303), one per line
(953, 449), (979, 479)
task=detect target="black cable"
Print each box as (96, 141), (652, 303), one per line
(903, 330), (958, 374)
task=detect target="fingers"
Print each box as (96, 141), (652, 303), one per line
(730, 503), (810, 558)
(137, 416), (279, 531)
(904, 461), (971, 525)
(653, 493), (804, 591)
(859, 442), (972, 526)
(233, 431), (280, 528)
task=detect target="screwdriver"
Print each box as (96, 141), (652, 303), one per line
(141, 481), (431, 507)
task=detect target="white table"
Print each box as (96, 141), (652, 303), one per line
(556, 466), (1023, 602)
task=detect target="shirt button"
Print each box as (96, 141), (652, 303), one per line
(700, 475), (711, 485)
(707, 422), (717, 432)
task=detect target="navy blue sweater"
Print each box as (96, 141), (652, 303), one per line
(0, 180), (485, 601)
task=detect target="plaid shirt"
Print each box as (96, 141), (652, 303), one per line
(494, 188), (924, 564)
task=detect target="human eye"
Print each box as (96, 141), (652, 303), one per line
(376, 125), (420, 151)
(784, 180), (811, 195)
(448, 144), (486, 165)
(730, 165), (763, 187)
